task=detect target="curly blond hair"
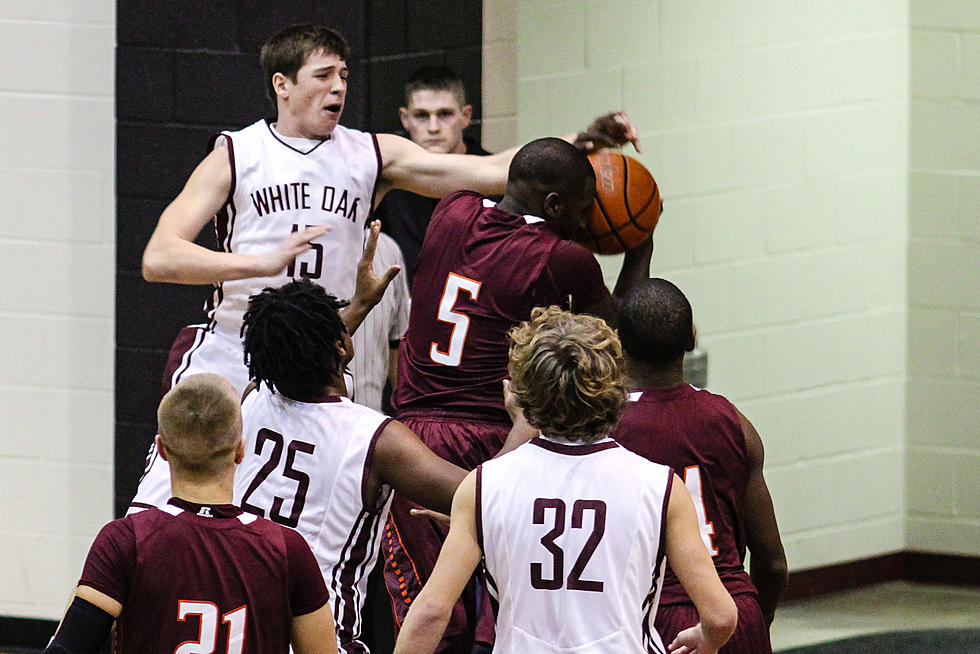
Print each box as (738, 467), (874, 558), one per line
(507, 306), (626, 443)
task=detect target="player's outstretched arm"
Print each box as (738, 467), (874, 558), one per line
(370, 420), (467, 514)
(375, 111), (641, 203)
(393, 471), (483, 654)
(290, 604), (339, 654)
(739, 410), (787, 625)
(142, 147), (327, 285)
(664, 476), (737, 654)
(341, 220), (401, 336)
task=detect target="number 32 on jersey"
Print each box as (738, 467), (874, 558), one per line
(429, 272), (482, 367)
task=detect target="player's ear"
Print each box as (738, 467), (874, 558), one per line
(542, 191), (563, 220)
(272, 72), (289, 99)
(461, 104), (473, 127)
(687, 324), (697, 352)
(155, 434), (169, 462)
(234, 438), (245, 465)
(398, 106), (411, 130)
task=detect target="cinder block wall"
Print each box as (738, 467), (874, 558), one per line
(0, 3), (115, 619)
(907, 1), (980, 554)
(500, 1), (911, 571)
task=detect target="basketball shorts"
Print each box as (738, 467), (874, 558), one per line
(383, 417), (509, 652)
(655, 592), (772, 654)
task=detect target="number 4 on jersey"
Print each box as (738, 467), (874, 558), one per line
(682, 465), (719, 557)
(429, 272), (482, 367)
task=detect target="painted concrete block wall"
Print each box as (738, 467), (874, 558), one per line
(509, 1), (909, 571)
(0, 3), (115, 619)
(907, 0), (980, 555)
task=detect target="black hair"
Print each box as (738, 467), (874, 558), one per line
(617, 278), (694, 362)
(241, 280), (347, 398)
(507, 137), (595, 200)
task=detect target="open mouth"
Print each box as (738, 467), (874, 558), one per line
(324, 103), (342, 113)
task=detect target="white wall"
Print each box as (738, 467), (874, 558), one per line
(907, 0), (980, 555)
(489, 0), (912, 571)
(0, 2), (115, 619)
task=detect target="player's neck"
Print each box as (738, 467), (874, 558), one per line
(170, 474), (235, 506)
(625, 358), (686, 390)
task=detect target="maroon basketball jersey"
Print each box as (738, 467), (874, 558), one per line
(79, 498), (328, 654)
(394, 191), (608, 422)
(611, 384), (757, 604)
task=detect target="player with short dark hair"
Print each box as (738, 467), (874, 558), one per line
(234, 279), (471, 653)
(383, 137), (653, 652)
(392, 307), (737, 654)
(46, 374), (337, 654)
(613, 278), (788, 653)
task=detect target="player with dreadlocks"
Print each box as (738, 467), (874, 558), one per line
(234, 278), (471, 654)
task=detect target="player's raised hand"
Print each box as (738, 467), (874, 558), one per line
(574, 111), (641, 153)
(354, 220), (401, 308)
(260, 225), (330, 276)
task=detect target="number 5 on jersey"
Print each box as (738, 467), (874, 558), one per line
(429, 272), (482, 367)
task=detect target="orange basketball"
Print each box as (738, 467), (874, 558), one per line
(576, 152), (663, 254)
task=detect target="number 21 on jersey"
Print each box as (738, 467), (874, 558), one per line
(429, 272), (482, 366)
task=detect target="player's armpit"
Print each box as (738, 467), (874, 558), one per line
(738, 410), (787, 624)
(664, 477), (737, 653)
(290, 603), (338, 654)
(369, 420), (467, 514)
(45, 591), (116, 654)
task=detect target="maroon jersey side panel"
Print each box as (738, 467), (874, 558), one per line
(394, 191), (606, 422)
(80, 502), (327, 654)
(611, 384), (757, 603)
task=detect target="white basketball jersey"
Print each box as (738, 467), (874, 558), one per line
(233, 386), (392, 652)
(210, 119), (380, 332)
(478, 437), (673, 654)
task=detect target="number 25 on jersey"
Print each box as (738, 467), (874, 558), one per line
(429, 272), (482, 367)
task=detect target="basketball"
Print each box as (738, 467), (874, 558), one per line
(575, 152), (663, 254)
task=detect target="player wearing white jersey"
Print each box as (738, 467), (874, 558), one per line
(350, 231), (410, 412)
(231, 279), (469, 654)
(394, 307), (737, 654)
(134, 23), (638, 511)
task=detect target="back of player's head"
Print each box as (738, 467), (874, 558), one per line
(242, 279), (347, 399)
(404, 66), (467, 107)
(507, 137), (595, 201)
(618, 278), (695, 363)
(508, 306), (626, 443)
(157, 373), (242, 479)
(261, 23), (351, 104)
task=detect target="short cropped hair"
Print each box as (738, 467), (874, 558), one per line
(617, 278), (694, 362)
(157, 373), (241, 479)
(508, 306), (626, 443)
(242, 280), (347, 399)
(403, 66), (467, 107)
(507, 137), (595, 202)
(261, 23), (351, 105)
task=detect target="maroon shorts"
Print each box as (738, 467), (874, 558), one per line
(655, 592), (772, 654)
(383, 417), (509, 653)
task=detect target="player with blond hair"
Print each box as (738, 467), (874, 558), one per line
(393, 307), (737, 654)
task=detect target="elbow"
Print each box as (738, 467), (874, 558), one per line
(142, 247), (171, 283)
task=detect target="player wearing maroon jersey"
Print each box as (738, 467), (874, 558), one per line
(612, 278), (788, 653)
(393, 307), (737, 654)
(45, 374), (337, 654)
(385, 138), (653, 652)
